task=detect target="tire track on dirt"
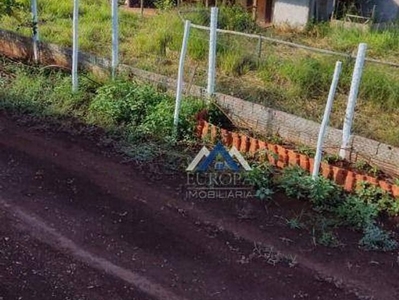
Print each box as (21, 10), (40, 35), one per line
(0, 196), (188, 300)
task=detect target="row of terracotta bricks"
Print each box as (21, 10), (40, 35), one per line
(197, 120), (399, 198)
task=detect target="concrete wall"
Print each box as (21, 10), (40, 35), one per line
(273, 0), (311, 26)
(1, 29), (398, 176)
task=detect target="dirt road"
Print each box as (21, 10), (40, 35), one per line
(0, 111), (397, 300)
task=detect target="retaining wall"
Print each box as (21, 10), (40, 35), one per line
(0, 29), (398, 176)
(197, 119), (399, 198)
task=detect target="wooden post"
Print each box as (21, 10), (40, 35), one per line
(252, 0), (257, 21)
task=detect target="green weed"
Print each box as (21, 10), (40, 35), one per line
(335, 195), (379, 229)
(359, 223), (398, 251)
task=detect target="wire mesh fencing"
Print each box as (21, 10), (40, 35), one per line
(1, 2), (399, 172)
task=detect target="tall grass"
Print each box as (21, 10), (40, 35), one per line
(0, 61), (205, 141)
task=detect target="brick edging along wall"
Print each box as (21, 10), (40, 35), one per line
(197, 120), (399, 198)
(1, 29), (398, 176)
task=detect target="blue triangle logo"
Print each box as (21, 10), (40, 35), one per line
(196, 142), (240, 172)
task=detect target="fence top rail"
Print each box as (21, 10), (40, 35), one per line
(186, 13), (399, 68)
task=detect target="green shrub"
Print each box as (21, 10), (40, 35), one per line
(307, 176), (342, 210)
(318, 230), (340, 247)
(279, 167), (341, 210)
(188, 5), (257, 33)
(356, 182), (399, 217)
(359, 223), (398, 251)
(335, 195), (379, 229)
(218, 5), (257, 33)
(245, 162), (274, 189)
(87, 80), (205, 141)
(244, 162), (275, 201)
(87, 80), (166, 127)
(154, 0), (175, 10)
(279, 166), (308, 199)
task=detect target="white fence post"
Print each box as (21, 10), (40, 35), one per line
(31, 0), (39, 63)
(340, 43), (367, 159)
(111, 0), (119, 79)
(312, 61), (342, 179)
(207, 7), (218, 97)
(72, 0), (79, 92)
(173, 20), (191, 134)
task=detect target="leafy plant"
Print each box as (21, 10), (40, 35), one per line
(87, 80), (166, 127)
(245, 162), (274, 200)
(285, 210), (304, 230)
(189, 5), (258, 33)
(353, 160), (379, 176)
(244, 162), (274, 189)
(376, 196), (399, 217)
(279, 166), (308, 200)
(309, 215), (341, 247)
(356, 182), (399, 216)
(154, 0), (175, 10)
(318, 231), (340, 247)
(219, 5), (257, 33)
(256, 187), (274, 201)
(266, 134), (283, 145)
(359, 223), (398, 251)
(280, 167), (341, 210)
(296, 145), (316, 157)
(322, 153), (341, 164)
(307, 176), (342, 210)
(335, 195), (379, 229)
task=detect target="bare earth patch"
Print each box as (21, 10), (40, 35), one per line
(0, 111), (398, 300)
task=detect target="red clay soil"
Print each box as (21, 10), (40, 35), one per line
(0, 111), (398, 300)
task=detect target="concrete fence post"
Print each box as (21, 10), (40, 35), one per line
(173, 20), (191, 135)
(31, 0), (39, 63)
(340, 43), (367, 159)
(111, 0), (119, 79)
(72, 0), (79, 92)
(207, 7), (218, 98)
(312, 61), (342, 179)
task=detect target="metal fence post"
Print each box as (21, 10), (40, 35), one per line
(340, 43), (367, 159)
(312, 61), (342, 179)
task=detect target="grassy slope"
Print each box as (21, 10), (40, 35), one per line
(2, 2), (399, 147)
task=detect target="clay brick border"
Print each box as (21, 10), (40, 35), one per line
(197, 120), (399, 198)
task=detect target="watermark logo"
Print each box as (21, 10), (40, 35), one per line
(185, 142), (254, 200)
